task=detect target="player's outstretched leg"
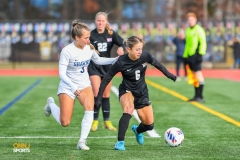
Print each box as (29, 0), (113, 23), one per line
(132, 125), (144, 145)
(77, 140), (89, 150)
(44, 97), (54, 117)
(114, 141), (125, 150)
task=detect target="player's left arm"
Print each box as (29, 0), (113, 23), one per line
(198, 27), (207, 55)
(91, 50), (118, 65)
(112, 31), (125, 55)
(147, 51), (176, 81)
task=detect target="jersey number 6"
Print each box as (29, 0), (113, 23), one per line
(135, 70), (140, 80)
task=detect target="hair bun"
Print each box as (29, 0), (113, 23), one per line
(72, 20), (78, 27)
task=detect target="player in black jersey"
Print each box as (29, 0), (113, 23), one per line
(94, 36), (176, 150)
(88, 12), (125, 132)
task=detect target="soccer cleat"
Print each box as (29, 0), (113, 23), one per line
(91, 120), (99, 132)
(44, 97), (54, 117)
(187, 97), (197, 102)
(114, 141), (125, 150)
(195, 97), (205, 103)
(132, 125), (144, 145)
(187, 97), (205, 103)
(104, 121), (117, 131)
(176, 77), (181, 81)
(77, 140), (90, 150)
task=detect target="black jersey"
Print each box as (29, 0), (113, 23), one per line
(88, 28), (124, 77)
(97, 50), (176, 98)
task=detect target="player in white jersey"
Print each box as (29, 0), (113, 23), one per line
(43, 20), (118, 150)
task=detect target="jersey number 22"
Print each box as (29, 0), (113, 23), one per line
(98, 43), (107, 52)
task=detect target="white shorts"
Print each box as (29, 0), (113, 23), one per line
(57, 81), (91, 99)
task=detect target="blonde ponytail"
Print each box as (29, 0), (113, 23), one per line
(106, 23), (113, 35)
(88, 43), (100, 54)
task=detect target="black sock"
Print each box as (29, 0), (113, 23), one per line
(94, 97), (100, 120)
(102, 98), (110, 121)
(118, 113), (132, 141)
(198, 84), (204, 98)
(136, 123), (147, 134)
(194, 87), (198, 98)
(137, 123), (154, 133)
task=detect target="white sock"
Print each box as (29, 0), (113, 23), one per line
(79, 111), (94, 141)
(49, 102), (61, 125)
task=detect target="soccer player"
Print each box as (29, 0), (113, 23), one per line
(94, 36), (176, 150)
(183, 12), (207, 102)
(88, 12), (125, 132)
(43, 20), (118, 150)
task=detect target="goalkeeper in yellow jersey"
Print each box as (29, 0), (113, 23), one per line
(183, 12), (207, 102)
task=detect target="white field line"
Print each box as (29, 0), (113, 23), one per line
(0, 136), (158, 139)
(111, 86), (161, 138)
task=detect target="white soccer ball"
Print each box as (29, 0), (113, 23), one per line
(164, 127), (184, 147)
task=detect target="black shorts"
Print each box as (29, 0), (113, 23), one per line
(88, 61), (111, 78)
(119, 85), (151, 109)
(188, 53), (203, 72)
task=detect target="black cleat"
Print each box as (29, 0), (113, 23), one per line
(187, 97), (197, 102)
(187, 97), (205, 103)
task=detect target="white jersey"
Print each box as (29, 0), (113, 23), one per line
(58, 42), (116, 93)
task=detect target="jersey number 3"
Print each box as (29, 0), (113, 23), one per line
(97, 43), (107, 52)
(80, 67), (85, 73)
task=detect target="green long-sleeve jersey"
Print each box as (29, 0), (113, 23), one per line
(183, 24), (207, 58)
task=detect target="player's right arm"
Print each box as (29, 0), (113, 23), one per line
(95, 60), (122, 109)
(59, 49), (78, 93)
(90, 30), (98, 50)
(183, 28), (190, 58)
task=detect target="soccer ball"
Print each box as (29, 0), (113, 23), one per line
(164, 127), (184, 147)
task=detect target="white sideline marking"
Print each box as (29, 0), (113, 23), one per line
(111, 86), (161, 138)
(0, 136), (158, 139)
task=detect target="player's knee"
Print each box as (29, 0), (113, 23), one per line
(60, 120), (70, 127)
(102, 93), (110, 97)
(83, 104), (94, 111)
(144, 123), (154, 131)
(123, 106), (134, 115)
(85, 106), (93, 111)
